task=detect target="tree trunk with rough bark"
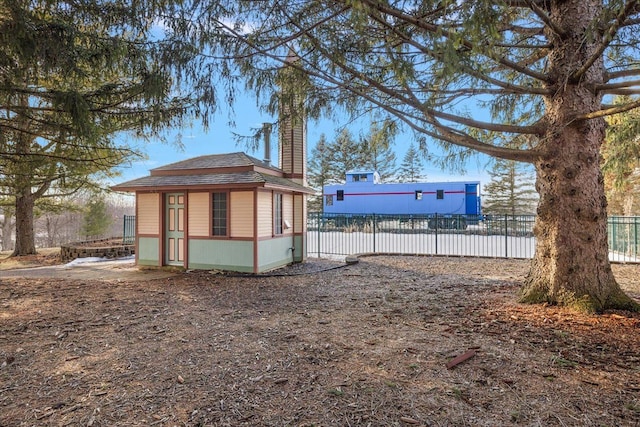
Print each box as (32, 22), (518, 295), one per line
(11, 103), (39, 257)
(519, 0), (638, 312)
(12, 193), (37, 256)
(1, 211), (14, 252)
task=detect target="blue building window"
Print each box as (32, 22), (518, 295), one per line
(337, 190), (344, 201)
(437, 190), (444, 200)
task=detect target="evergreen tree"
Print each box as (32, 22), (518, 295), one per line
(0, 205), (14, 252)
(0, 0), (210, 256)
(397, 144), (425, 183)
(361, 122), (398, 182)
(81, 198), (112, 240)
(307, 134), (334, 211)
(483, 160), (538, 215)
(328, 129), (366, 182)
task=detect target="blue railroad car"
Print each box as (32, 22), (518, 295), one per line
(322, 170), (481, 229)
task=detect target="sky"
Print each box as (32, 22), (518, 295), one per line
(111, 91), (493, 188)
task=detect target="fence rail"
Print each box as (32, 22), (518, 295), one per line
(119, 213), (640, 263)
(307, 212), (640, 263)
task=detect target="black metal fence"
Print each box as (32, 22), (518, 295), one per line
(307, 212), (640, 263)
(123, 215), (135, 244)
(118, 212), (639, 262)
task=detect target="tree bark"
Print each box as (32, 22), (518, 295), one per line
(12, 193), (37, 256)
(520, 0), (638, 312)
(1, 211), (15, 251)
(521, 125), (637, 312)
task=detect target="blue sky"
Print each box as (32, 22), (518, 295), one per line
(112, 91), (492, 187)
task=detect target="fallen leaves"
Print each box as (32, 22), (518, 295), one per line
(0, 257), (638, 426)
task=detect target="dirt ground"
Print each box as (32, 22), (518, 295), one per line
(1, 255), (639, 426)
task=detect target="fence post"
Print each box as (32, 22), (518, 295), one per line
(633, 216), (638, 258)
(373, 214), (376, 253)
(434, 213), (438, 255)
(504, 214), (509, 258)
(317, 212), (321, 258)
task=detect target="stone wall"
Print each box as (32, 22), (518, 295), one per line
(60, 237), (135, 262)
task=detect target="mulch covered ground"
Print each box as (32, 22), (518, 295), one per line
(1, 256), (639, 426)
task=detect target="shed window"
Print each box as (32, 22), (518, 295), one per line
(212, 192), (227, 236)
(436, 190), (444, 200)
(337, 190), (344, 201)
(325, 194), (333, 206)
(274, 193), (283, 235)
(415, 190), (423, 200)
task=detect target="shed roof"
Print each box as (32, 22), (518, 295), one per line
(151, 152), (277, 172)
(111, 152), (313, 194)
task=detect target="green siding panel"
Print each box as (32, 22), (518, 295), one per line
(257, 237), (294, 272)
(188, 239), (254, 271)
(293, 234), (307, 263)
(138, 237), (159, 265)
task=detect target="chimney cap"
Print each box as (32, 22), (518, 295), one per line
(262, 122), (271, 165)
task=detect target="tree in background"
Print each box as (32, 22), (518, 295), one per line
(0, 0), (211, 256)
(483, 160), (538, 215)
(81, 198), (112, 240)
(602, 96), (640, 216)
(360, 122), (398, 182)
(307, 134), (334, 211)
(327, 129), (366, 181)
(0, 205), (14, 252)
(397, 143), (425, 183)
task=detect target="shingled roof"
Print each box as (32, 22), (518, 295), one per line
(111, 152), (313, 194)
(151, 152), (277, 172)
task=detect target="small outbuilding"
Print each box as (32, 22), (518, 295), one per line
(112, 109), (312, 273)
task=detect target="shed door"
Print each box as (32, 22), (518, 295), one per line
(165, 193), (185, 266)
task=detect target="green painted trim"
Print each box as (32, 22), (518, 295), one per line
(138, 237), (160, 264)
(188, 263), (255, 273)
(293, 235), (307, 262)
(257, 237), (294, 271)
(188, 239), (254, 271)
(258, 259), (292, 272)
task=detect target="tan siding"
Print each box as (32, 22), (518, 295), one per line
(293, 194), (304, 233)
(279, 115), (293, 172)
(188, 192), (209, 237)
(137, 193), (160, 235)
(230, 191), (254, 238)
(257, 191), (273, 237)
(293, 127), (305, 175)
(283, 193), (294, 235)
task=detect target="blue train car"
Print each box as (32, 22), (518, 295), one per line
(323, 170), (481, 229)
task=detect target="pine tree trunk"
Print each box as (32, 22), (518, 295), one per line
(520, 0), (637, 312)
(521, 130), (637, 312)
(12, 194), (37, 256)
(1, 212), (14, 251)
